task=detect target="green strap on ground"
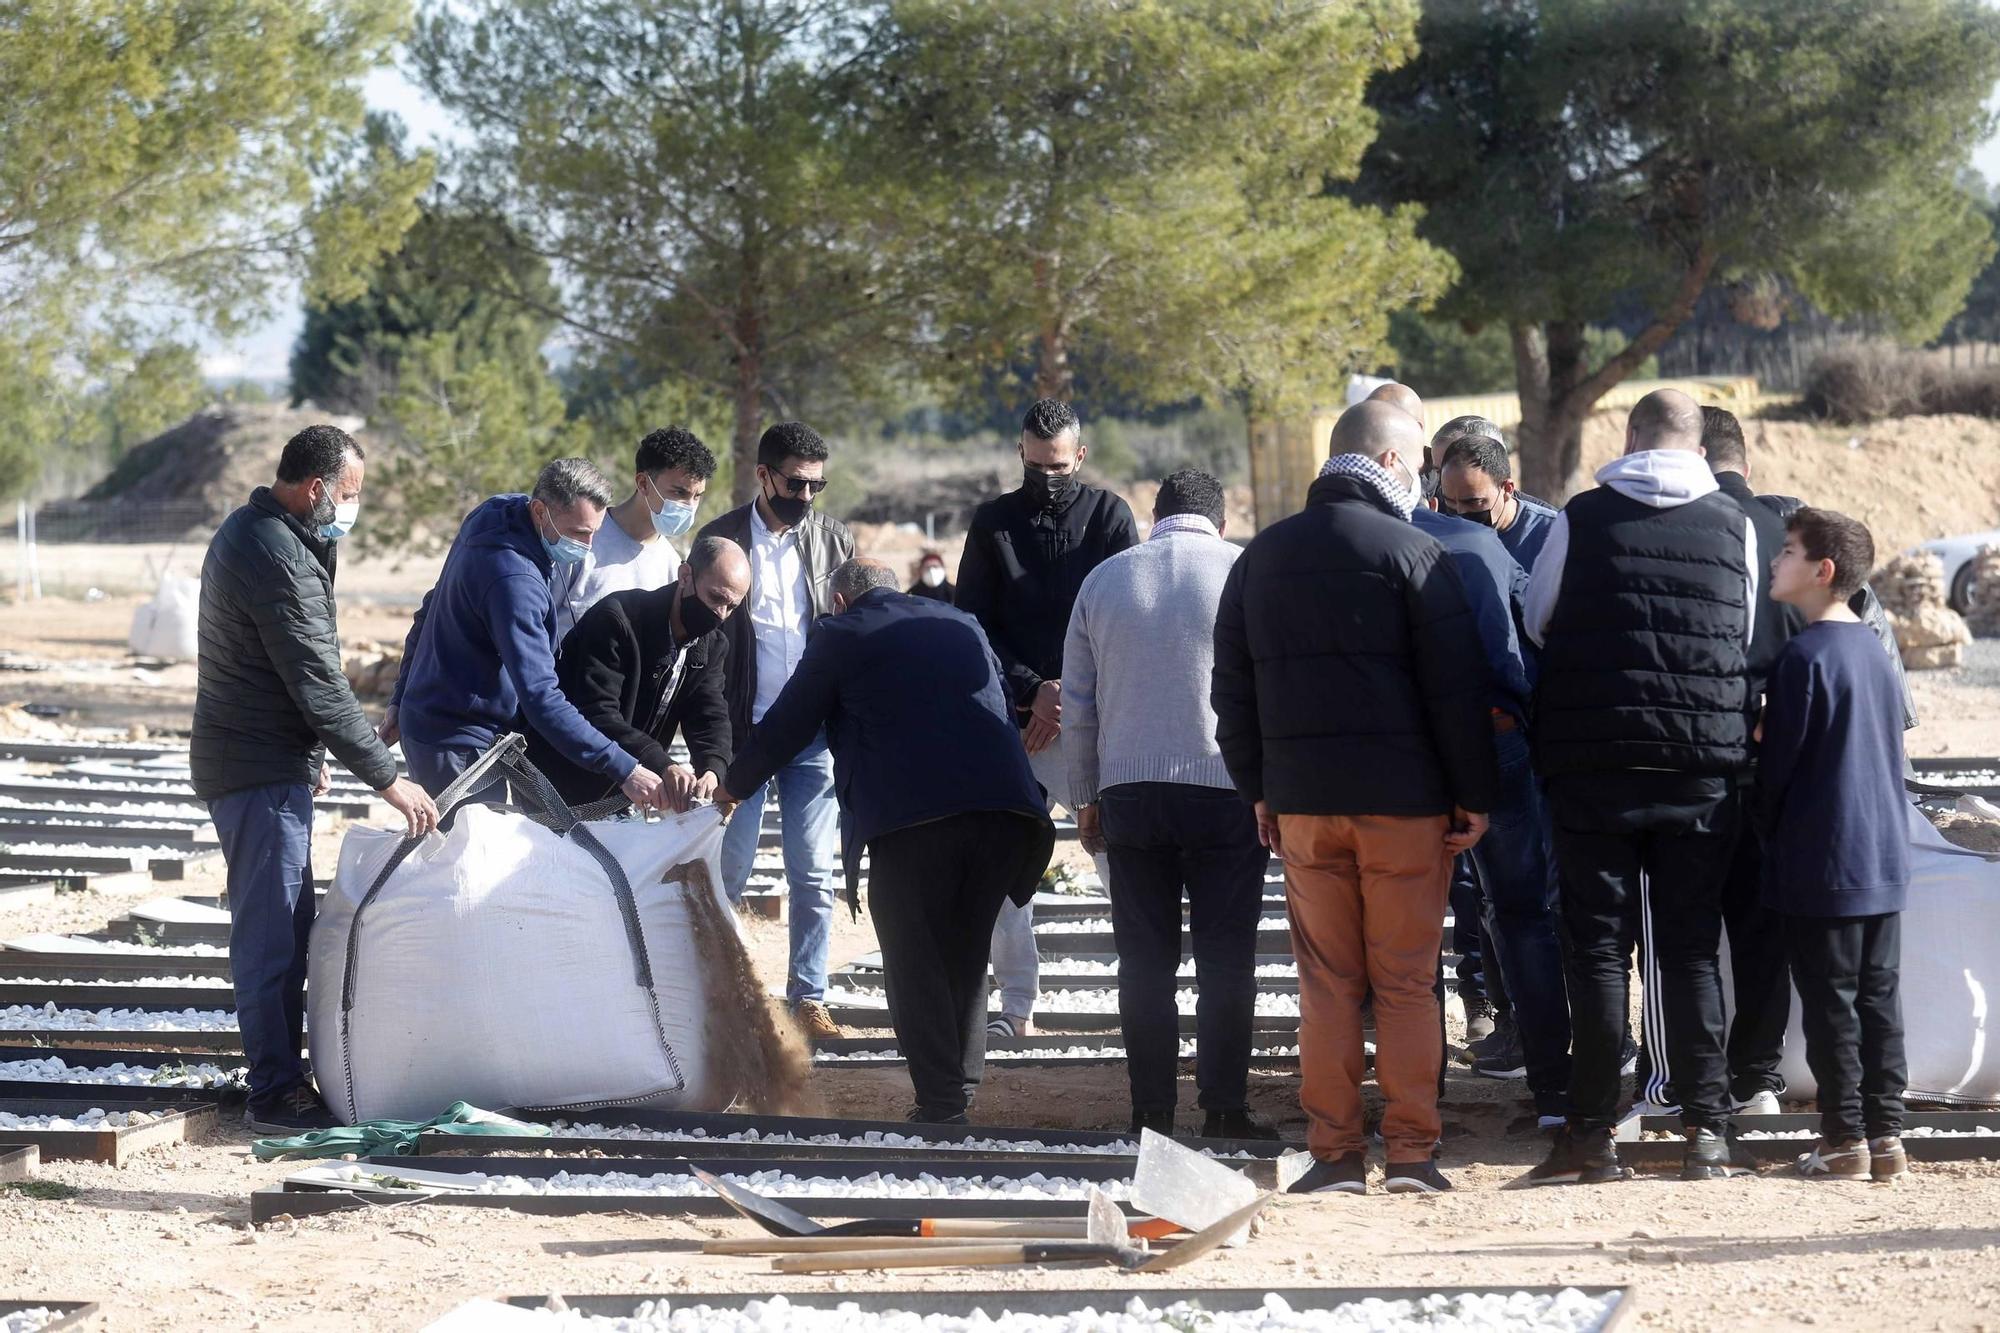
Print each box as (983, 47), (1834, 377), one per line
(251, 1102), (552, 1161)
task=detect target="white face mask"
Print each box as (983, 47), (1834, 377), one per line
(920, 565), (946, 588)
(321, 500), (360, 542)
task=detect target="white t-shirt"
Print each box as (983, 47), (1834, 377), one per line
(747, 503), (809, 723)
(553, 516), (682, 648)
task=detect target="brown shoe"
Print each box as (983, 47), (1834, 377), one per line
(793, 999), (845, 1041)
(1868, 1135), (1909, 1181)
(1797, 1138), (1870, 1179)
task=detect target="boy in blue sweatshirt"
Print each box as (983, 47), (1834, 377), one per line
(1759, 507), (1910, 1181)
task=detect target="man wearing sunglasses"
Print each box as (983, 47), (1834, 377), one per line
(699, 421), (856, 1040)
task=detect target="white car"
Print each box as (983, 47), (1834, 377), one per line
(1916, 529), (2000, 612)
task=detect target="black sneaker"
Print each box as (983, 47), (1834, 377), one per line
(1471, 1024), (1527, 1079)
(1129, 1109), (1177, 1137)
(906, 1105), (970, 1125)
(1384, 1159), (1454, 1194)
(1504, 1125), (1628, 1189)
(1287, 1151), (1366, 1195)
(244, 1082), (340, 1135)
(1201, 1109), (1282, 1141)
(1681, 1127), (1753, 1181)
(1462, 994), (1497, 1044)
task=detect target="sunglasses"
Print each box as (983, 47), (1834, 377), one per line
(768, 470), (828, 497)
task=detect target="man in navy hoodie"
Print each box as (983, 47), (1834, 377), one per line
(383, 458), (666, 812)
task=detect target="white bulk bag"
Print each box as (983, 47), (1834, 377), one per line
(1775, 802), (2000, 1104)
(309, 802), (737, 1124)
(129, 573), (200, 660)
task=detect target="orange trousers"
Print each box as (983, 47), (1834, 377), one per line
(1278, 813), (1451, 1163)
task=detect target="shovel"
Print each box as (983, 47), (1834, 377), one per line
(689, 1165), (1183, 1241)
(770, 1188), (1275, 1274)
(1133, 1127), (1261, 1245)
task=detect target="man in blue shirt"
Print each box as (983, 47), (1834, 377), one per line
(1438, 433), (1559, 572)
(383, 458), (667, 813)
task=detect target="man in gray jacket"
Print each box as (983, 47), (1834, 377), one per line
(193, 424), (436, 1133)
(1063, 470), (1276, 1141)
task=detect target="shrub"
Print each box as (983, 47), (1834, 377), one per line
(1804, 342), (2000, 423)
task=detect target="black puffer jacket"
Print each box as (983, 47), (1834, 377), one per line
(191, 488), (397, 801)
(1211, 472), (1500, 817)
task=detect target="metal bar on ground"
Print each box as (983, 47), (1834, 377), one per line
(825, 1006), (1300, 1035)
(0, 1097), (216, 1165)
(0, 956), (232, 983)
(0, 821), (203, 848)
(0, 780), (372, 818)
(0, 1027), (244, 1053)
(0, 981), (235, 1010)
(811, 1035), (1306, 1070)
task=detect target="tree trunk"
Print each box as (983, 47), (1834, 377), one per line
(1511, 321), (1590, 501)
(731, 341), (762, 506)
(1031, 253), (1072, 401)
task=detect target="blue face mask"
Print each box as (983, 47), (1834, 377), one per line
(646, 478), (698, 538)
(320, 501), (360, 542)
(538, 513), (591, 566)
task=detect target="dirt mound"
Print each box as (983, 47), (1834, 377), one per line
(1577, 409), (2000, 556)
(39, 402), (367, 542)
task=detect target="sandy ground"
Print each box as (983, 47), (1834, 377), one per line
(6, 547), (2000, 1328)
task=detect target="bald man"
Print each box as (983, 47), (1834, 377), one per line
(721, 557), (1052, 1123)
(1215, 400), (1498, 1195)
(526, 534), (750, 810)
(1514, 388), (1758, 1189)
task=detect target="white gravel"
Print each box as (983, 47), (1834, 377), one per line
(1739, 1126), (2000, 1140)
(2, 841), (187, 858)
(815, 1041), (1303, 1064)
(0, 797), (207, 819)
(484, 1290), (1621, 1332)
(324, 1163), (1132, 1200)
(825, 984), (1301, 1018)
(546, 1120), (1149, 1154)
(1, 1308), (66, 1333)
(3, 936), (227, 957)
(0, 1003), (238, 1031)
(0, 1106), (163, 1130)
(0, 1056), (243, 1088)
(1036, 958), (1298, 979)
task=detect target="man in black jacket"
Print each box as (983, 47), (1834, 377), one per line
(1516, 389), (1757, 1188)
(720, 559), (1053, 1122)
(697, 422), (856, 1039)
(956, 399), (1137, 1038)
(193, 425), (437, 1133)
(527, 536), (749, 809)
(1213, 400), (1498, 1196)
(1700, 407), (1803, 1122)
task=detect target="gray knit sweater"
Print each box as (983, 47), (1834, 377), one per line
(1061, 523), (1241, 807)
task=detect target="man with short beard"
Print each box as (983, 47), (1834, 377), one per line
(956, 399), (1137, 1039)
(193, 425), (438, 1132)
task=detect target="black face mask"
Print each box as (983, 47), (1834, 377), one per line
(676, 584), (721, 639)
(1454, 504), (1496, 527)
(1022, 464), (1078, 511)
(765, 486), (812, 526)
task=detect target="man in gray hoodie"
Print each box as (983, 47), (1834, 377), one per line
(1513, 389), (1756, 1189)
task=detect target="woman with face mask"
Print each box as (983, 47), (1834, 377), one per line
(907, 551), (956, 604)
(551, 427), (719, 645)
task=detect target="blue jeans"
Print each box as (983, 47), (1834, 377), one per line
(208, 782), (315, 1105)
(1472, 728), (1573, 1107)
(402, 736), (508, 811)
(721, 731), (838, 1005)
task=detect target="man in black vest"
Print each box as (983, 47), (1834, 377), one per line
(1701, 407), (1802, 1121)
(1513, 389), (1757, 1187)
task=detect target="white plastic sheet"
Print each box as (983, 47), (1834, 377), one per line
(1774, 803), (2000, 1104)
(310, 804), (736, 1123)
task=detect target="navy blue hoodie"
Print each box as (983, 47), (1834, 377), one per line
(392, 495), (635, 784)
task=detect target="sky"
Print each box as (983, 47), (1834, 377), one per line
(196, 69), (2000, 387)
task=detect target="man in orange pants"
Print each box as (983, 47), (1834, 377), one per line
(1212, 400), (1498, 1195)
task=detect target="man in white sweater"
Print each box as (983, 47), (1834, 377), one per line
(1063, 469), (1278, 1141)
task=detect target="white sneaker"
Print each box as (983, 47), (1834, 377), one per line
(1734, 1090), (1783, 1117)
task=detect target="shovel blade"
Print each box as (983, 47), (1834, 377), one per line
(1132, 1127), (1261, 1243)
(689, 1165), (824, 1237)
(1085, 1185), (1128, 1248)
(1137, 1192), (1276, 1273)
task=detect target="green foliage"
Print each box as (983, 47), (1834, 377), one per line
(866, 0), (1454, 414)
(1940, 181), (2000, 348)
(0, 335), (208, 500)
(0, 0), (433, 498)
(291, 203), (560, 417)
(1388, 314), (1515, 395)
(412, 0), (902, 501)
(1361, 0), (2000, 494)
(361, 329), (579, 553)
(3, 1180), (81, 1202)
